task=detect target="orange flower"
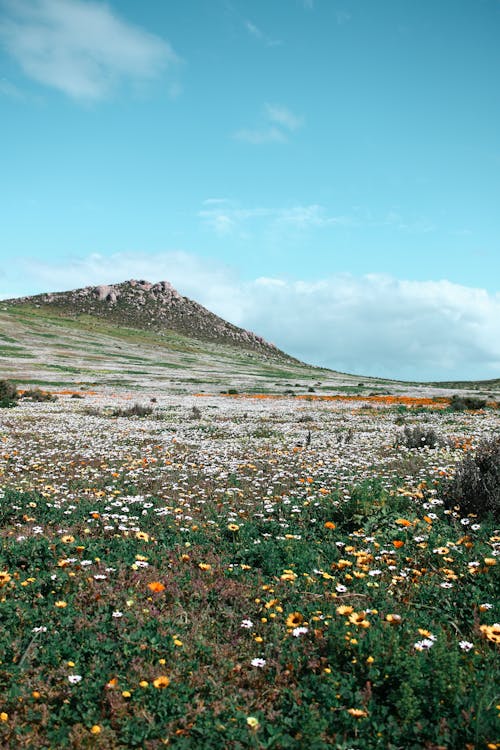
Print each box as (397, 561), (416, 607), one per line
(324, 521), (336, 530)
(395, 518), (412, 527)
(147, 581), (165, 593)
(393, 540), (404, 549)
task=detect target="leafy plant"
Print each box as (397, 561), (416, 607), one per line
(0, 379), (18, 408)
(20, 388), (57, 402)
(449, 394), (487, 411)
(441, 435), (500, 520)
(396, 425), (439, 449)
(111, 403), (153, 418)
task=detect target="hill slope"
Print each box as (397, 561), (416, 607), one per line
(5, 279), (293, 362)
(0, 279), (344, 394)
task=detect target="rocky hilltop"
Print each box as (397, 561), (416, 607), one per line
(7, 279), (295, 362)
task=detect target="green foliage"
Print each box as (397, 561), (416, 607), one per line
(111, 403), (154, 418)
(0, 379), (18, 408)
(449, 394), (487, 411)
(441, 435), (500, 521)
(19, 387), (57, 402)
(396, 425), (439, 449)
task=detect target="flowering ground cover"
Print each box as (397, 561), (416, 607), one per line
(0, 392), (499, 748)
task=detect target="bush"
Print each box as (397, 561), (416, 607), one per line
(449, 394), (486, 411)
(396, 425), (439, 449)
(20, 388), (57, 402)
(441, 436), (500, 521)
(0, 379), (18, 408)
(111, 403), (153, 418)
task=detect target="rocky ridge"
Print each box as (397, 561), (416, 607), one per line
(7, 279), (296, 362)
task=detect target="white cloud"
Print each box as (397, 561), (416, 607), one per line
(0, 0), (179, 100)
(265, 103), (303, 131)
(199, 200), (349, 234)
(234, 102), (303, 144)
(244, 19), (281, 47)
(2, 251), (499, 381)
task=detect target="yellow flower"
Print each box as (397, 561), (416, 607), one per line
(347, 708), (368, 718)
(246, 716), (260, 729)
(55, 600), (67, 608)
(336, 605), (354, 616)
(227, 523), (240, 532)
(198, 563), (211, 571)
(135, 532), (149, 541)
(0, 712), (8, 722)
(153, 675), (170, 689)
(349, 612), (370, 628)
(265, 598), (279, 609)
(480, 624), (500, 645)
(0, 571), (11, 586)
(61, 535), (75, 544)
(286, 612), (304, 628)
(386, 614), (402, 625)
(139, 681), (149, 688)
(90, 725), (101, 734)
(122, 691), (131, 698)
(484, 558), (496, 566)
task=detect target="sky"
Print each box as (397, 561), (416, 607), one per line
(0, 0), (499, 381)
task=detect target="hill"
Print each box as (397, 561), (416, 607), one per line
(0, 279), (343, 394)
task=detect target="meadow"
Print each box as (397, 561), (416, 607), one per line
(0, 389), (498, 749)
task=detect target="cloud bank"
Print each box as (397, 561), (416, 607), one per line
(0, 0), (179, 100)
(2, 251), (499, 382)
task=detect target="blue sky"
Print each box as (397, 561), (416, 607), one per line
(0, 0), (499, 380)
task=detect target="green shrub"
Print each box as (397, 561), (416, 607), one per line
(20, 388), (57, 402)
(449, 394), (486, 411)
(0, 379), (18, 408)
(441, 435), (500, 520)
(111, 403), (153, 418)
(396, 425), (439, 449)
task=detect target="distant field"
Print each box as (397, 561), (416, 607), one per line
(0, 389), (498, 748)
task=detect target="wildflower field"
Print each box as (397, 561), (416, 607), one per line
(0, 390), (499, 749)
